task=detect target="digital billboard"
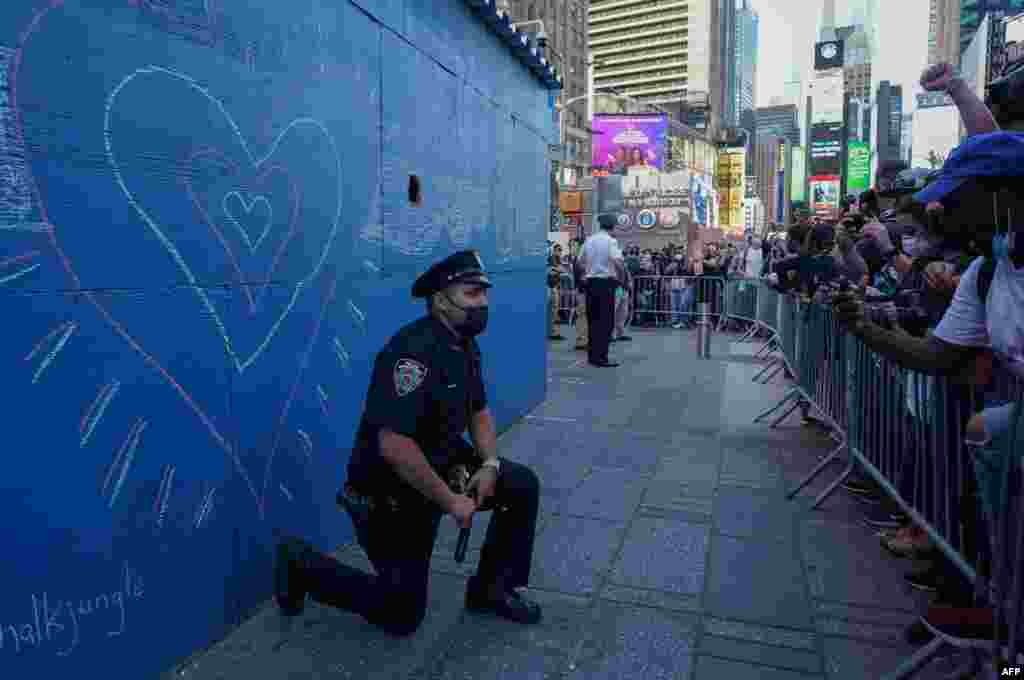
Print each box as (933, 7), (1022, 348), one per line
(716, 149), (746, 231)
(811, 72), (844, 124)
(809, 122), (843, 177)
(809, 178), (840, 219)
(846, 141), (871, 194)
(791, 146), (806, 203)
(591, 114), (668, 176)
(814, 40), (845, 71)
(911, 105), (960, 170)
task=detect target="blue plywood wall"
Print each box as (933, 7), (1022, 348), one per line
(0, 1), (553, 677)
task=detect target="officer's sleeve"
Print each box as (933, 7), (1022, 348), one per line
(364, 347), (434, 439)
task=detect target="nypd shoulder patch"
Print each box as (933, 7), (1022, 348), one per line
(394, 358), (428, 397)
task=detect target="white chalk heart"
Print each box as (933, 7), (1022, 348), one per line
(104, 66), (343, 374)
(223, 192), (274, 253)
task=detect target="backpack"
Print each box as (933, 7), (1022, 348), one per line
(977, 258), (996, 304)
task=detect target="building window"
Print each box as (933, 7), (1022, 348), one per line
(528, 4), (536, 20)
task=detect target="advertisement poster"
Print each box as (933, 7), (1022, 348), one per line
(810, 122), (843, 177)
(791, 147), (806, 203)
(716, 149), (746, 231)
(811, 72), (845, 125)
(846, 141), (871, 194)
(591, 114), (668, 176)
(809, 177), (840, 219)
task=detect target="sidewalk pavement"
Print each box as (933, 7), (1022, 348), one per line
(165, 325), (970, 680)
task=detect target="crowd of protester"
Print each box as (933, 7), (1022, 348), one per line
(545, 58), (1024, 663)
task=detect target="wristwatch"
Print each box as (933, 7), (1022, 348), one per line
(482, 458), (501, 473)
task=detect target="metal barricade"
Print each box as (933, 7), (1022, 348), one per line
(737, 284), (1024, 678)
(628, 276), (726, 329)
(557, 273), (577, 324)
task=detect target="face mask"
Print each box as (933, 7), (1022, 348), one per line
(443, 294), (489, 337)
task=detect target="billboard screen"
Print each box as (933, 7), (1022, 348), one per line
(811, 72), (844, 124)
(591, 114), (668, 176)
(809, 177), (840, 219)
(810, 122), (843, 177)
(846, 141), (871, 194)
(791, 146), (806, 202)
(814, 40), (845, 70)
(716, 149), (746, 231)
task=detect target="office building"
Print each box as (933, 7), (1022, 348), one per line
(719, 0), (738, 128)
(754, 105), (801, 148)
(930, 0), (962, 66)
(836, 24), (873, 100)
(846, 0), (880, 62)
(503, 0), (591, 179)
(589, 0), (717, 132)
(744, 196), (765, 235)
(735, 0), (759, 126)
(754, 135), (783, 225)
(875, 80), (904, 166)
(960, 0), (1024, 54)
(901, 113), (914, 164)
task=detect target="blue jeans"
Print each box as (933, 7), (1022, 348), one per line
(671, 287), (695, 323)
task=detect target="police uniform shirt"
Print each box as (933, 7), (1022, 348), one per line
(347, 315), (487, 498)
(580, 230), (623, 279)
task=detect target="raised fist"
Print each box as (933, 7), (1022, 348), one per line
(920, 63), (955, 92)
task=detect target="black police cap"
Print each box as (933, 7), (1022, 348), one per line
(411, 250), (493, 298)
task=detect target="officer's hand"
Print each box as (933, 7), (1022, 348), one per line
(447, 493), (477, 529)
(466, 466), (498, 509)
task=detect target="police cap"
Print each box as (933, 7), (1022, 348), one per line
(411, 250), (493, 298)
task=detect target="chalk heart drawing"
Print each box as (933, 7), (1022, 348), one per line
(104, 66), (343, 374)
(222, 192), (274, 254)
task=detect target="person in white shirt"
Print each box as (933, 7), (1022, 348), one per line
(578, 214), (627, 367)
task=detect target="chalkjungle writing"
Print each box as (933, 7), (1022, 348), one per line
(0, 564), (144, 657)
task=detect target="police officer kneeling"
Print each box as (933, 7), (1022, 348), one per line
(274, 250), (543, 636)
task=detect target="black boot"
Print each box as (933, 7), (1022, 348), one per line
(465, 574), (542, 624)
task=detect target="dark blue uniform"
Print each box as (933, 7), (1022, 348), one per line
(274, 250), (542, 636)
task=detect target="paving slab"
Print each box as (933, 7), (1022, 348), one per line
(166, 329), (942, 680)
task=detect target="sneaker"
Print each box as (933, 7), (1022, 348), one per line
(862, 503), (905, 530)
(882, 526), (934, 559)
(841, 477), (880, 496)
(618, 335), (632, 341)
(671, 322), (684, 329)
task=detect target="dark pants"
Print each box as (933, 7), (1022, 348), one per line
(304, 454), (540, 636)
(585, 277), (616, 364)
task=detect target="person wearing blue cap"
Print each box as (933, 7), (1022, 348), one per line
(274, 250), (544, 636)
(835, 113), (1024, 642)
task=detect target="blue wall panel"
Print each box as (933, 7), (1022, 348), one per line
(0, 1), (549, 678)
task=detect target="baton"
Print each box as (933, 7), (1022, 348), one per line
(454, 488), (477, 564)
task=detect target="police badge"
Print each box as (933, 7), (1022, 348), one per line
(394, 358), (428, 397)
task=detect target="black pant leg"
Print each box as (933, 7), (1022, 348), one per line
(588, 279), (614, 364)
(475, 459), (540, 590)
(305, 501), (441, 636)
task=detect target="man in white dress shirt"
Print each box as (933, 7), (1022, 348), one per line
(578, 214), (627, 367)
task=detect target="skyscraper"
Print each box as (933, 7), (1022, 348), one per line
(960, 0), (1024, 54)
(588, 0), (717, 129)
(720, 0), (738, 128)
(735, 0), (759, 126)
(875, 80), (904, 166)
(503, 1), (591, 177)
(929, 0), (962, 66)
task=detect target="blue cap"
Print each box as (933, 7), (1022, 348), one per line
(913, 132), (1024, 204)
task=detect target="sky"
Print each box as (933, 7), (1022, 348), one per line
(752, 0), (931, 114)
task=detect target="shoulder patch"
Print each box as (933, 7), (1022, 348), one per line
(394, 358), (428, 397)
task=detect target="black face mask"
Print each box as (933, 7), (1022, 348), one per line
(444, 294), (489, 337)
